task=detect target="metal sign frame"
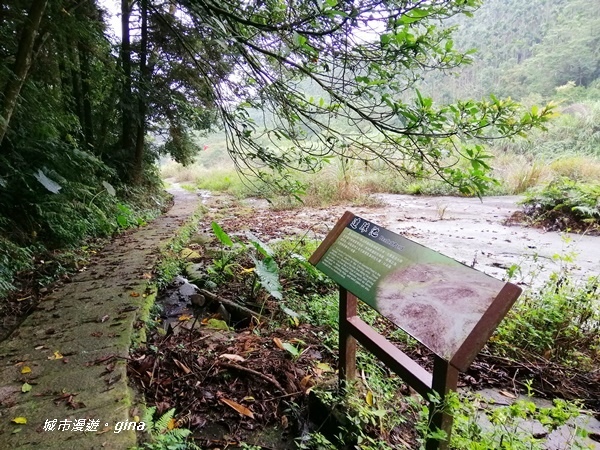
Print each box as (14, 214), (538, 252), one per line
(309, 211), (522, 450)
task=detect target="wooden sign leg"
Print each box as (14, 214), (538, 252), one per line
(338, 287), (357, 386)
(426, 355), (459, 450)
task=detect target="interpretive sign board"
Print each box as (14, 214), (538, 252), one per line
(310, 211), (522, 450)
(311, 211), (521, 371)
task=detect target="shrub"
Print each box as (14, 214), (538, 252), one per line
(0, 238), (33, 298)
(0, 140), (168, 299)
(520, 177), (600, 231)
(492, 272), (600, 368)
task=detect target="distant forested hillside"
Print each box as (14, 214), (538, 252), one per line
(422, 0), (600, 102)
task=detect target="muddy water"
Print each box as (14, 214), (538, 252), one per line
(364, 194), (599, 284)
(240, 194), (599, 287)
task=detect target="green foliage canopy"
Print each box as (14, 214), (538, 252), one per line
(175, 0), (555, 195)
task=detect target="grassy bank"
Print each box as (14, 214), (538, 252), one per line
(161, 148), (600, 207)
(133, 216), (598, 449)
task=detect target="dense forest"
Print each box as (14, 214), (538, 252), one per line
(422, 0), (600, 102)
(1, 0), (598, 298)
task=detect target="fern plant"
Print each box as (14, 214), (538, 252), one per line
(133, 406), (200, 450)
(520, 177), (600, 229)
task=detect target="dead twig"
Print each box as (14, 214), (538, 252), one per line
(218, 362), (288, 396)
(199, 288), (267, 322)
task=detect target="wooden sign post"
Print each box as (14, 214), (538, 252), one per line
(309, 212), (522, 450)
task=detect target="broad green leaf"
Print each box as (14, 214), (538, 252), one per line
(293, 32), (307, 48)
(531, 105), (539, 116)
(246, 231), (274, 256)
(211, 222), (233, 247)
(282, 342), (300, 357)
(281, 306), (299, 318)
(102, 181), (116, 196)
(34, 170), (61, 194)
(380, 34), (391, 45)
(21, 383), (32, 393)
(253, 257), (282, 300)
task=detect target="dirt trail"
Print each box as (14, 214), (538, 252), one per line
(0, 186), (198, 449)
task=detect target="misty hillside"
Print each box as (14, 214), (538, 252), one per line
(422, 0), (600, 102)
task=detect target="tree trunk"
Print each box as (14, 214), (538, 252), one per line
(120, 0), (134, 158)
(132, 0), (148, 184)
(79, 42), (95, 149)
(0, 0), (48, 148)
(57, 36), (74, 117)
(70, 42), (86, 139)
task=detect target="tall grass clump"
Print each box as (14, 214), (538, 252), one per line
(490, 153), (551, 194)
(195, 167), (250, 196)
(160, 160), (209, 183)
(160, 159), (254, 198)
(548, 155), (600, 181)
(492, 271), (600, 369)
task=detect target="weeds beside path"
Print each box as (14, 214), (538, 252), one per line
(0, 185), (198, 449)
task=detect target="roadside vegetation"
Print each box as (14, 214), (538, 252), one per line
(0, 178), (170, 340)
(519, 178), (600, 233)
(131, 207), (599, 449)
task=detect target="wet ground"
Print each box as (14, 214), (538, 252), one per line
(239, 193), (600, 286)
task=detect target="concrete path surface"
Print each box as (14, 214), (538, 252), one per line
(0, 187), (198, 449)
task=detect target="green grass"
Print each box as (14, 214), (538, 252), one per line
(145, 198), (597, 449)
(492, 271), (600, 368)
(180, 184), (196, 192)
(195, 167), (250, 196)
(155, 207), (204, 289)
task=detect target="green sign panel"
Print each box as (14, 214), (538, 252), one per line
(314, 215), (509, 361)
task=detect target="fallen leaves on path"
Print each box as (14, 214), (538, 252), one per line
(53, 392), (85, 409)
(128, 323), (336, 442)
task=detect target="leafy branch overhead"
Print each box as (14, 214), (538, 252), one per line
(175, 0), (555, 195)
